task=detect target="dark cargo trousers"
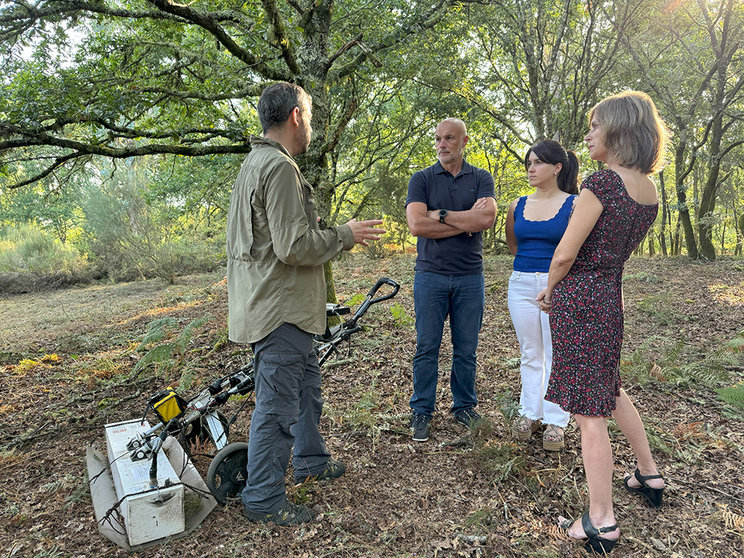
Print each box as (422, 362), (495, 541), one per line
(241, 323), (331, 513)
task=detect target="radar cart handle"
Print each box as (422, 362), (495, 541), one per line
(348, 277), (400, 326)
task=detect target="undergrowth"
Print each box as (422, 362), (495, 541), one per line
(622, 333), (741, 393)
(132, 315), (210, 384)
(470, 416), (526, 484)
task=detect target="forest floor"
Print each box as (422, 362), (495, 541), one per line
(1, 254), (744, 558)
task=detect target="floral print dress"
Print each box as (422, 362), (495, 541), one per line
(545, 169), (658, 417)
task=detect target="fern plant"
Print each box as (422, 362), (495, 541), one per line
(136, 317), (178, 351)
(132, 315), (210, 379)
(717, 383), (744, 413)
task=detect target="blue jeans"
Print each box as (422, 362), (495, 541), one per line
(241, 323), (330, 513)
(410, 271), (484, 416)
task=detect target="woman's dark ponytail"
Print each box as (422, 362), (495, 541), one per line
(559, 150), (579, 195)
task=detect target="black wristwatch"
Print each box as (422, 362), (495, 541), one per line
(438, 209), (448, 224)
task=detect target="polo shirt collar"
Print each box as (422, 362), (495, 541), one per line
(434, 159), (473, 177)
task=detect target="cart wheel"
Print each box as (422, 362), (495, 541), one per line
(207, 441), (248, 505)
(178, 411), (230, 452)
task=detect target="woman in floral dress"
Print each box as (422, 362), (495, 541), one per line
(537, 91), (668, 554)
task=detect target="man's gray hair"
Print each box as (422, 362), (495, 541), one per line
(257, 82), (311, 134)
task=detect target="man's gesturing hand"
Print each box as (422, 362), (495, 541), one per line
(346, 219), (386, 246)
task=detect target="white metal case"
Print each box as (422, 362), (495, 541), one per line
(105, 419), (185, 546)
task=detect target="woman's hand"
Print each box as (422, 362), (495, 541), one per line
(537, 288), (553, 313)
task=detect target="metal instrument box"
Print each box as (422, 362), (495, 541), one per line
(105, 419), (185, 546)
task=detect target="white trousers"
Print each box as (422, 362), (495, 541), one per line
(507, 271), (570, 428)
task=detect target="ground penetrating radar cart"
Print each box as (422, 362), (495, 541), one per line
(87, 277), (399, 548)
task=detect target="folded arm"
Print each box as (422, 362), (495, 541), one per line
(406, 197), (496, 239)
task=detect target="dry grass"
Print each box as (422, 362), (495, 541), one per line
(1, 256), (744, 557)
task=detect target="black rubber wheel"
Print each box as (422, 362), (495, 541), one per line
(207, 441), (248, 505)
(178, 411), (230, 454)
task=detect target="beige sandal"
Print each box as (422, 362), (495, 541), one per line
(515, 416), (541, 441)
(543, 424), (565, 451)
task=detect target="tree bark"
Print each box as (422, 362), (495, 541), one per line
(674, 140), (699, 259)
(658, 170), (668, 256)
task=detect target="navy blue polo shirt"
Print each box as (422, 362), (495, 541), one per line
(406, 160), (495, 275)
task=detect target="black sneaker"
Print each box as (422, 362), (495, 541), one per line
(243, 499), (314, 526)
(410, 413), (431, 442)
(454, 408), (481, 428)
(295, 459), (346, 484)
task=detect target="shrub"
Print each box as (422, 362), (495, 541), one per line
(0, 224), (89, 275)
(80, 177), (225, 283)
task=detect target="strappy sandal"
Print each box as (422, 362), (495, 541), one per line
(560, 511), (619, 555)
(514, 416), (540, 441)
(542, 424), (565, 451)
(624, 468), (664, 508)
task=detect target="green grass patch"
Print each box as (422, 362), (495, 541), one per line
(625, 271), (661, 283)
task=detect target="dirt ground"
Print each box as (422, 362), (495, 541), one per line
(1, 254), (743, 557)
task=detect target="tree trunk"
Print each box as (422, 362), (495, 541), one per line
(693, 0), (739, 261)
(674, 141), (698, 259)
(720, 204), (727, 255)
(658, 170), (668, 256)
(696, 96), (726, 261)
(296, 6), (344, 305)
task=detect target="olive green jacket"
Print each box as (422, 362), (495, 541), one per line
(227, 137), (354, 344)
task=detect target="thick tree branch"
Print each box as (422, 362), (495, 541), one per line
(8, 152), (81, 189)
(1, 120), (251, 150)
(143, 0), (290, 81)
(321, 95), (358, 156)
(327, 33), (363, 67)
(136, 83), (266, 103)
(260, 0), (300, 75)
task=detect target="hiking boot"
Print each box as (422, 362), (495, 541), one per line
(454, 407), (481, 428)
(243, 499), (314, 526)
(295, 459), (346, 484)
(410, 413), (431, 442)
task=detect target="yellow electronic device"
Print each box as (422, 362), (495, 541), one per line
(148, 388), (187, 424)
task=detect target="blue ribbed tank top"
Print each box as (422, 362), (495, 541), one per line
(513, 195), (576, 272)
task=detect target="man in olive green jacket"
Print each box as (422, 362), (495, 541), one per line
(227, 82), (384, 526)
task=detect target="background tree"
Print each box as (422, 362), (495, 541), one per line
(3, 0), (744, 273)
(1, 0), (482, 295)
(621, 0), (744, 259)
(0, 0), (459, 203)
(451, 0), (640, 156)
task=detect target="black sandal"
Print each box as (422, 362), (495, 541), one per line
(560, 511), (618, 554)
(624, 468), (664, 508)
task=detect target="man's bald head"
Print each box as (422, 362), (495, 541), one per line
(438, 118), (467, 136)
(435, 118), (469, 173)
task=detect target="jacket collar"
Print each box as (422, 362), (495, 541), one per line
(250, 136), (294, 160)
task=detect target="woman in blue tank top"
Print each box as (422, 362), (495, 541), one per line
(505, 140), (579, 451)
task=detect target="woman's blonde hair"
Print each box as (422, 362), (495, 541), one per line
(589, 90), (669, 174)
